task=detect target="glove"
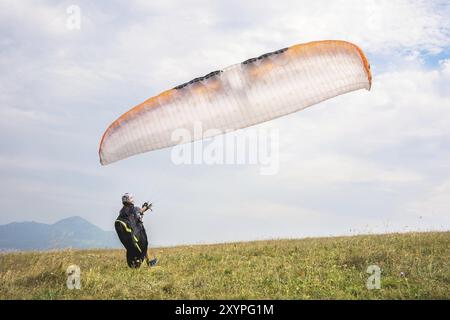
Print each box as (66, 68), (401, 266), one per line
(142, 202), (152, 210)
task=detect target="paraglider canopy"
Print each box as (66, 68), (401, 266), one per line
(99, 40), (371, 166)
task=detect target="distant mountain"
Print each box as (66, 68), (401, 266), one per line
(0, 216), (121, 251)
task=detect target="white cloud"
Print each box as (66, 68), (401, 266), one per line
(278, 153), (423, 185)
(206, 0), (450, 55)
(407, 179), (450, 223)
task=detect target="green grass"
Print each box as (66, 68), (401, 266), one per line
(0, 231), (449, 299)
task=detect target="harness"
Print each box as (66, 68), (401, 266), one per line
(115, 219), (142, 253)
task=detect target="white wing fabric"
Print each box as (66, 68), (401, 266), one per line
(99, 40), (371, 165)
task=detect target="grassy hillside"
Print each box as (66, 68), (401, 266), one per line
(0, 232), (449, 299)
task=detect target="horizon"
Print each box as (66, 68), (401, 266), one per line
(1, 215), (448, 249)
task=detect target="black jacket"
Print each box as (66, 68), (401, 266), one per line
(115, 205), (149, 268)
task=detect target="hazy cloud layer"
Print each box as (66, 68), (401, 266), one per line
(0, 0), (449, 246)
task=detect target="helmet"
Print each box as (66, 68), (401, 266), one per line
(122, 193), (134, 205)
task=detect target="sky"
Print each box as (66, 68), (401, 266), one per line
(0, 0), (449, 246)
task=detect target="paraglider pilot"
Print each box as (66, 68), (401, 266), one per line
(115, 193), (157, 268)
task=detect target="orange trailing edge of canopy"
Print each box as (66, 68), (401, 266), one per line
(99, 40), (372, 166)
(286, 40), (372, 89)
